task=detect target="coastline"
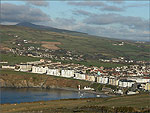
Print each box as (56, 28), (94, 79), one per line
(1, 86), (113, 96)
(0, 72), (115, 98)
(1, 87), (113, 105)
(1, 93), (150, 113)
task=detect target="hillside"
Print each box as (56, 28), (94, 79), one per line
(16, 22), (88, 35)
(0, 24), (150, 62)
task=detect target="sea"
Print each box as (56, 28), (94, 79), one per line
(0, 88), (108, 104)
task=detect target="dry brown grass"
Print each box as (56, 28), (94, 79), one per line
(1, 94), (150, 113)
(41, 41), (61, 50)
(0, 45), (10, 51)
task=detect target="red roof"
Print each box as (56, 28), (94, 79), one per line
(143, 77), (150, 79)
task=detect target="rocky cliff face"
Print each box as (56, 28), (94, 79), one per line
(0, 77), (42, 88)
(0, 73), (90, 89)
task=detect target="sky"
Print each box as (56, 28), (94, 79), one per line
(1, 0), (150, 41)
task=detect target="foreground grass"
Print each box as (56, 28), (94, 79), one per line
(1, 94), (150, 113)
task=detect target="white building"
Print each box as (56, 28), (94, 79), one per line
(115, 90), (123, 95)
(118, 79), (135, 87)
(2, 65), (15, 69)
(74, 73), (85, 80)
(127, 91), (139, 95)
(97, 76), (109, 84)
(32, 66), (48, 74)
(61, 70), (74, 78)
(128, 78), (150, 83)
(47, 69), (60, 76)
(26, 61), (42, 65)
(19, 64), (32, 72)
(108, 77), (119, 86)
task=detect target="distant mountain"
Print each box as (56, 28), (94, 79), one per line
(16, 22), (87, 35)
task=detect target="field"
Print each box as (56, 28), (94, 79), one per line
(1, 94), (150, 113)
(0, 45), (10, 51)
(1, 25), (150, 61)
(41, 41), (61, 50)
(0, 53), (41, 65)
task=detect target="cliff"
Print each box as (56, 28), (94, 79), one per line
(0, 70), (90, 89)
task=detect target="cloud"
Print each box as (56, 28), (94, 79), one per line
(127, 3), (149, 8)
(1, 3), (51, 23)
(68, 1), (105, 7)
(1, 2), (149, 41)
(75, 24), (149, 41)
(84, 13), (149, 30)
(68, 1), (125, 12)
(48, 18), (76, 30)
(45, 15), (149, 41)
(107, 0), (124, 4)
(100, 5), (124, 11)
(26, 0), (49, 7)
(73, 10), (92, 16)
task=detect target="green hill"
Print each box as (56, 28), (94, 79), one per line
(0, 25), (150, 62)
(16, 22), (88, 35)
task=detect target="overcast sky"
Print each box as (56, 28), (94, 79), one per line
(1, 0), (150, 41)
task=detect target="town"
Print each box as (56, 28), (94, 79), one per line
(1, 57), (150, 95)
(1, 37), (150, 95)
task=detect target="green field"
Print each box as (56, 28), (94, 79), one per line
(0, 53), (41, 65)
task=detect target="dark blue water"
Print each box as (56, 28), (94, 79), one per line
(0, 88), (108, 104)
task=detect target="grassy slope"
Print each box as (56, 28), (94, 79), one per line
(1, 94), (150, 113)
(0, 25), (150, 61)
(0, 52), (124, 67)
